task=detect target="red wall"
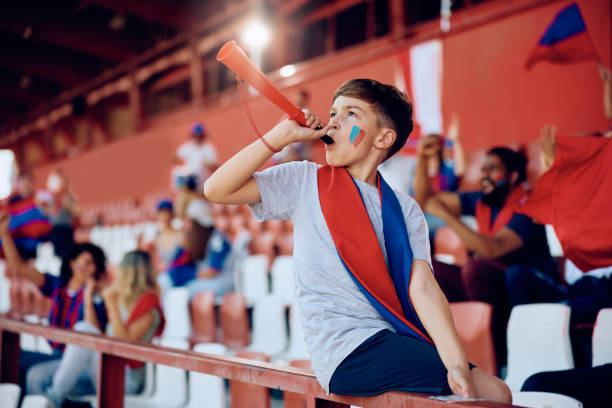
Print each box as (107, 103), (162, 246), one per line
(33, 0), (611, 205)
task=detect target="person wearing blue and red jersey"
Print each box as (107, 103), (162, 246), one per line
(415, 147), (556, 366)
(0, 211), (108, 398)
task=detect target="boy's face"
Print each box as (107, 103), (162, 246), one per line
(325, 96), (388, 167)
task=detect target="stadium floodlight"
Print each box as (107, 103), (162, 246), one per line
(280, 65), (296, 78)
(242, 20), (271, 50)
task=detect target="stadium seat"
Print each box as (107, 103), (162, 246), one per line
(162, 287), (192, 340)
(592, 308), (612, 367)
(249, 295), (288, 356)
(20, 395), (56, 408)
(220, 292), (250, 348)
(239, 255), (269, 305)
(249, 231), (275, 267)
(284, 360), (312, 408)
(190, 290), (217, 343)
(186, 343), (228, 408)
(126, 338), (189, 408)
(505, 304), (574, 391)
(283, 304), (309, 361)
(433, 226), (468, 266)
(230, 351), (270, 408)
(0, 383), (20, 408)
(511, 391), (583, 408)
(449, 301), (497, 375)
(124, 363), (156, 404)
(270, 255), (294, 305)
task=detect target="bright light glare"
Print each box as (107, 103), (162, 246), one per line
(0, 150), (16, 199)
(242, 21), (270, 49)
(280, 65), (296, 78)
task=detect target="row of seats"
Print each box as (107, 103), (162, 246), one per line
(165, 288), (308, 361)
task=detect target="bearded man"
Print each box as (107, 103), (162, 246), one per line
(414, 147), (556, 366)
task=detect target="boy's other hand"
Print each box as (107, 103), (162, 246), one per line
(448, 366), (476, 399)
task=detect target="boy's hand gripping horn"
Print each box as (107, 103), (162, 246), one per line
(216, 41), (334, 144)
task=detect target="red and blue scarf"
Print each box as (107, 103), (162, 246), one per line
(318, 166), (432, 344)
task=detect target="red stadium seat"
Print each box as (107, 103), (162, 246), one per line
(190, 290), (217, 343)
(434, 226), (469, 266)
(449, 301), (497, 375)
(220, 292), (250, 348)
(284, 360), (313, 408)
(230, 351), (270, 408)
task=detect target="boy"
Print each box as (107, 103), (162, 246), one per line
(205, 79), (510, 402)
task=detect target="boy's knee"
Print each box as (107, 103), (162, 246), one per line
(496, 379), (513, 404)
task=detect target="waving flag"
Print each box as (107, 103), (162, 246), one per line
(526, 3), (599, 70)
(517, 136), (612, 272)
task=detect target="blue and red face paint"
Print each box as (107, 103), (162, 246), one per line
(349, 126), (365, 148)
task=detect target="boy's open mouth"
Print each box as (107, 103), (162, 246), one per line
(321, 134), (334, 144)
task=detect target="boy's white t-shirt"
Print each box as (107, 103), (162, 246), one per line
(249, 161), (432, 392)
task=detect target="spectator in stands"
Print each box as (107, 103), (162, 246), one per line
(147, 199), (182, 271)
(157, 199), (214, 289)
(414, 146), (556, 365)
(413, 115), (465, 242)
(174, 175), (202, 219)
(45, 250), (164, 407)
(204, 79), (511, 402)
(0, 211), (108, 397)
(506, 126), (612, 326)
(0, 171), (52, 260)
(46, 170), (80, 258)
(174, 122), (218, 190)
(185, 228), (235, 300)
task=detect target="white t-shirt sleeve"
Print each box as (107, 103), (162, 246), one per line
(399, 193), (433, 270)
(249, 161), (309, 222)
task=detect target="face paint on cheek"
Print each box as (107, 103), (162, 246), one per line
(349, 126), (366, 148)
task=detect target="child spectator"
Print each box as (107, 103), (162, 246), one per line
(204, 79), (510, 402)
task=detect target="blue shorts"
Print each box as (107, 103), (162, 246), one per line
(329, 330), (474, 396)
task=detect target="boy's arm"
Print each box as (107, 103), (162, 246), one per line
(204, 111), (329, 205)
(409, 259), (475, 398)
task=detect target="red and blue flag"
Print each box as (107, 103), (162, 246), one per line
(526, 3), (599, 70)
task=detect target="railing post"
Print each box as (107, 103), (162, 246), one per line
(97, 352), (126, 408)
(0, 329), (20, 383)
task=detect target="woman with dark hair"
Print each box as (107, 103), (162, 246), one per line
(0, 211), (108, 397)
